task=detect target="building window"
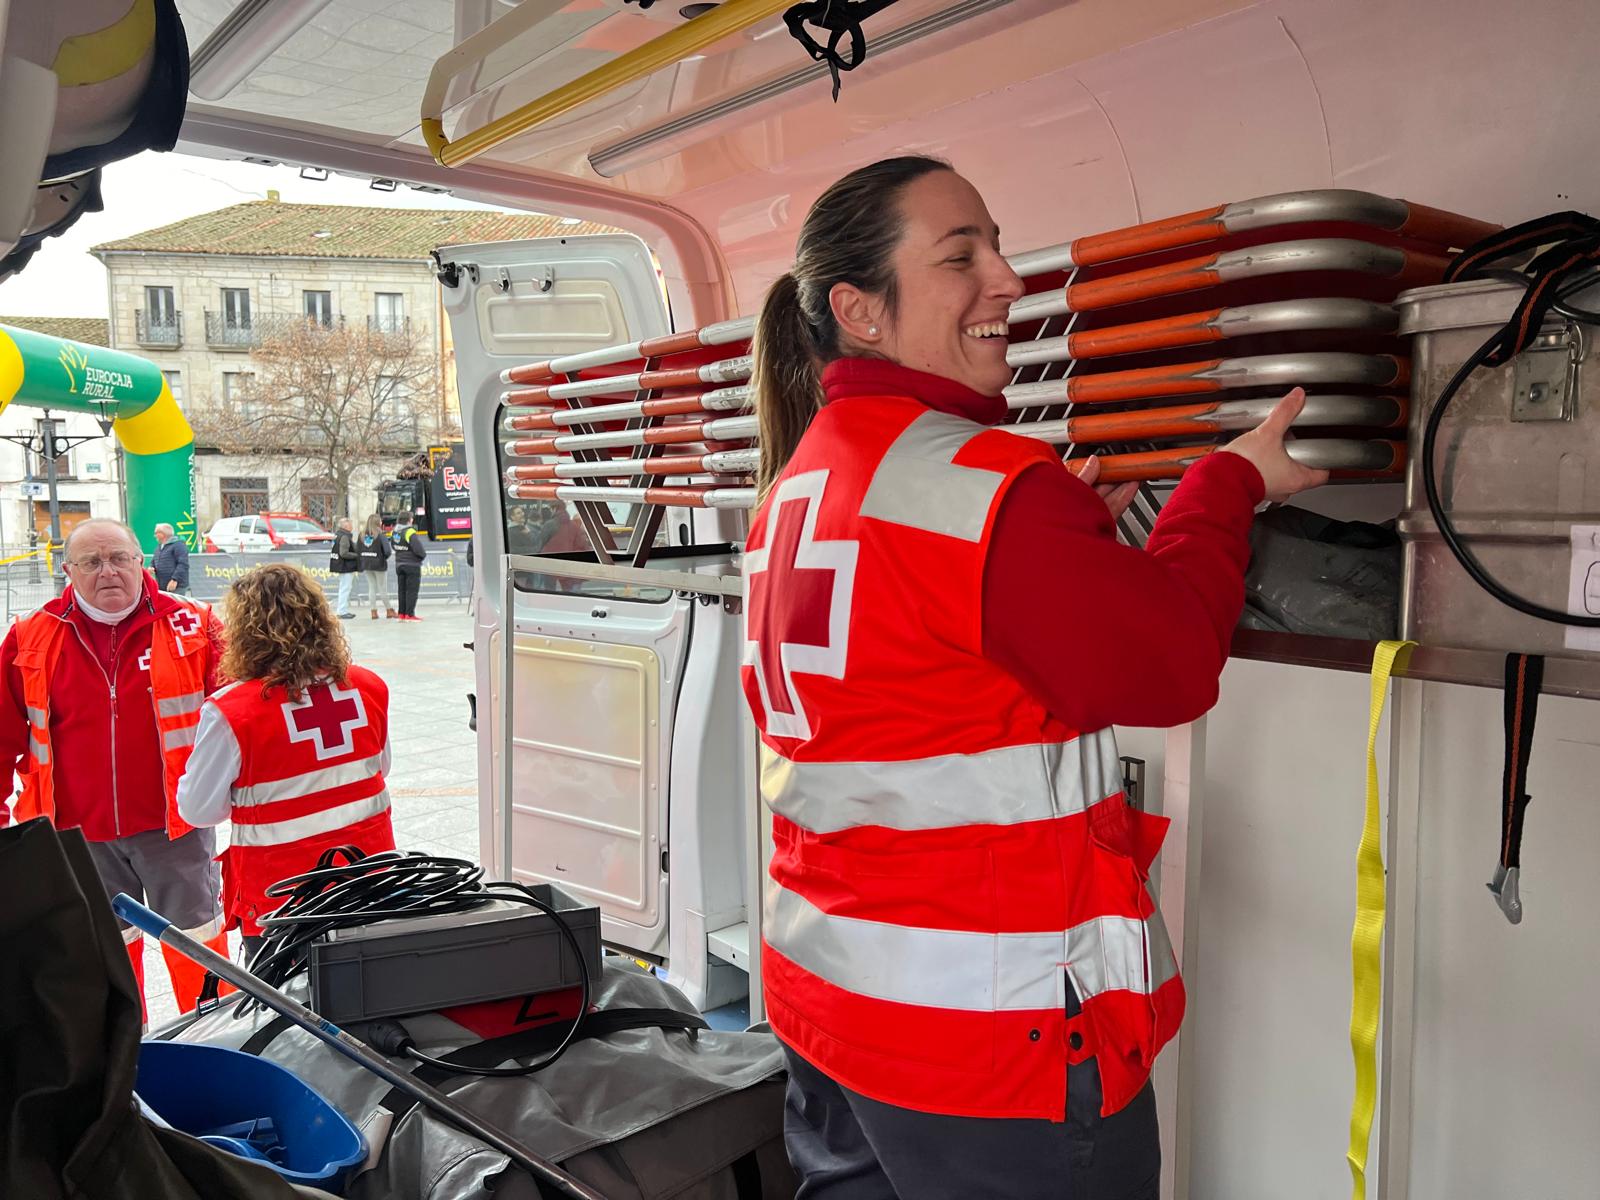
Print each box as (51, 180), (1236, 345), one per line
(221, 370), (256, 420)
(377, 375), (419, 441)
(139, 286), (180, 346)
(30, 418), (74, 480)
(373, 292), (405, 333)
(162, 370), (183, 403)
(222, 288), (251, 331)
(300, 479), (339, 528)
(304, 290), (333, 327)
(219, 476), (269, 519)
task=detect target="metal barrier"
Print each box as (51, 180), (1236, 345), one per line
(0, 546), (472, 622)
(1, 548), (56, 624)
(186, 547), (473, 604)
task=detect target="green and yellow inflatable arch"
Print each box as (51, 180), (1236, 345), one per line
(0, 323), (196, 552)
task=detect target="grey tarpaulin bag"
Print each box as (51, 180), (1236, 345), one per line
(1239, 506), (1401, 640)
(164, 961), (795, 1200)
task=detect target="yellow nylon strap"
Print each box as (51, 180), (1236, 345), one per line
(1348, 638), (1415, 1200)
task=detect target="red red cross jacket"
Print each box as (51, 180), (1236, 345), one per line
(177, 664), (395, 935)
(742, 359), (1261, 1122)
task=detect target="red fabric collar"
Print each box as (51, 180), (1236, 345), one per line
(821, 357), (1006, 426)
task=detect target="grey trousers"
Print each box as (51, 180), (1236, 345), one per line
(781, 1045), (1160, 1200)
(85, 826), (222, 931)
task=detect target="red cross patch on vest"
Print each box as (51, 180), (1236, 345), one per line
(744, 470), (859, 741)
(168, 608), (202, 639)
(282, 682), (369, 760)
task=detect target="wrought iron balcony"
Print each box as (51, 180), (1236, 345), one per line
(368, 315), (412, 336)
(135, 309), (182, 347)
(204, 311), (344, 349)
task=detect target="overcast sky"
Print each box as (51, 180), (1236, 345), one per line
(0, 151), (511, 319)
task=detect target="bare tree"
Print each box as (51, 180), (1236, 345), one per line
(191, 320), (438, 518)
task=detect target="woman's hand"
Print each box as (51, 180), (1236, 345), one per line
(1073, 454), (1142, 520)
(1217, 387), (1330, 503)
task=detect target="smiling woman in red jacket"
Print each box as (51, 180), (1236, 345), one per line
(740, 157), (1328, 1200)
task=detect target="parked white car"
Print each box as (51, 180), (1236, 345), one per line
(202, 513), (334, 553)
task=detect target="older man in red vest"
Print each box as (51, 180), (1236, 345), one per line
(0, 518), (229, 1016)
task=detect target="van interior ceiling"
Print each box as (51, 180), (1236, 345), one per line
(1, 2), (1598, 1199)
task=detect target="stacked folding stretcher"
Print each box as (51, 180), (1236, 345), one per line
(499, 189), (1499, 520)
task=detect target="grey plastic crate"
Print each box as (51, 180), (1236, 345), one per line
(307, 885), (603, 1024)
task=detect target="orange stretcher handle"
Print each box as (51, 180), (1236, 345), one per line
(1395, 202), (1501, 250)
(1069, 205), (1230, 268)
(1066, 252), (1226, 312)
(1067, 309), (1227, 359)
(1065, 359), (1228, 406)
(1065, 402), (1229, 445)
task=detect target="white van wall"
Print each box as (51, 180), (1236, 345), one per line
(1128, 660), (1600, 1198)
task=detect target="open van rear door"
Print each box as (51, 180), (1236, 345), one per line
(438, 234), (750, 1010)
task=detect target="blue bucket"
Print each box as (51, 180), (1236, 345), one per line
(136, 1040), (366, 1193)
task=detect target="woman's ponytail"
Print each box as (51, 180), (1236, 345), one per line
(753, 272), (821, 499)
(750, 155), (952, 500)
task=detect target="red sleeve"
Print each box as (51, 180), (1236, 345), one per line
(982, 451), (1264, 730)
(0, 626), (29, 828)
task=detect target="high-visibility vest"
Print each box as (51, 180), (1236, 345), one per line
(209, 664), (394, 935)
(742, 393), (1184, 1121)
(13, 599), (213, 840)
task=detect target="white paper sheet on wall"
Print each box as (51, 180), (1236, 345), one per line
(1564, 525), (1600, 652)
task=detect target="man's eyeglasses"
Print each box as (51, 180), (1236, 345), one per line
(69, 552), (141, 573)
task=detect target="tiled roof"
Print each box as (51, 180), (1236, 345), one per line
(92, 202), (622, 260)
(0, 316), (111, 346)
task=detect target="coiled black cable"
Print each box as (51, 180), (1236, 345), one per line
(239, 848), (592, 1076)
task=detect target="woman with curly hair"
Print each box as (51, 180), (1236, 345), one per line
(176, 563), (395, 955)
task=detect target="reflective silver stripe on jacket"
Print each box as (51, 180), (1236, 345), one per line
(228, 790), (391, 848)
(161, 726), (197, 752)
(157, 691), (205, 718)
(858, 411), (1006, 541)
(763, 729), (1122, 834)
(766, 878), (1177, 1012)
(25, 705), (46, 726)
(29, 736), (48, 765)
(232, 755), (387, 808)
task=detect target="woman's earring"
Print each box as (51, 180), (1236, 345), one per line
(868, 325), (879, 336)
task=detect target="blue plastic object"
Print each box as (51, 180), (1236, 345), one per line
(135, 1040), (366, 1193)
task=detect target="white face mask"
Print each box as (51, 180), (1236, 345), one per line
(76, 590), (142, 625)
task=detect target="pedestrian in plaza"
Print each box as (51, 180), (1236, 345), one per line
(358, 514), (396, 620)
(0, 518), (230, 1016)
(152, 523), (189, 594)
(329, 517), (359, 619)
(391, 511), (427, 622)
(176, 563), (395, 960)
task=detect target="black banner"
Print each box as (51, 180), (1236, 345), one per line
(187, 548), (472, 602)
(427, 442), (473, 539)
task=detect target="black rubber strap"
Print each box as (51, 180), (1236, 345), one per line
(241, 1012), (299, 1057)
(783, 0), (901, 99)
(1500, 653), (1544, 871)
(378, 1006), (709, 1121)
(1445, 211), (1600, 366)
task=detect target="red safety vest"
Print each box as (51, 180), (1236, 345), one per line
(13, 598), (213, 840)
(209, 664), (395, 935)
(742, 393), (1183, 1121)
